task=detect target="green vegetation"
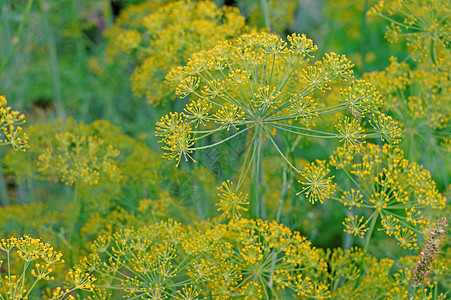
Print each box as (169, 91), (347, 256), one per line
(1, 0), (449, 299)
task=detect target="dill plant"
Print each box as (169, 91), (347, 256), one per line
(366, 0), (451, 187)
(2, 119), (129, 264)
(316, 143), (448, 251)
(29, 119), (122, 264)
(0, 1), (449, 299)
(3, 119), (142, 264)
(79, 218), (328, 299)
(157, 31), (402, 218)
(2, 118), (214, 265)
(0, 235), (95, 300)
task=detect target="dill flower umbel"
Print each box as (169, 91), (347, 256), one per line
(4, 118), (125, 186)
(0, 235), (95, 299)
(297, 160), (336, 204)
(5, 118), (172, 193)
(158, 32), (400, 164)
(37, 131), (121, 186)
(80, 219), (328, 299)
(0, 95), (29, 151)
(366, 56), (450, 164)
(329, 143), (446, 249)
(157, 31), (401, 217)
(79, 220), (224, 299)
(216, 180), (249, 219)
(205, 218), (330, 299)
(323, 247), (393, 298)
(342, 215), (369, 239)
(368, 0), (451, 62)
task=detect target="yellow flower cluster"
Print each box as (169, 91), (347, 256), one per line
(105, 0), (247, 106)
(297, 160), (336, 204)
(0, 235), (94, 300)
(4, 118), (127, 186)
(366, 56), (449, 137)
(34, 120), (121, 186)
(0, 95), (29, 151)
(104, 1), (171, 59)
(80, 218), (328, 299)
(342, 215), (369, 238)
(366, 0), (450, 175)
(155, 112), (197, 166)
(216, 180), (249, 219)
(37, 132), (120, 186)
(330, 143), (446, 249)
(207, 218), (330, 299)
(158, 31), (401, 168)
(368, 0), (450, 62)
(367, 59), (450, 126)
(80, 220), (216, 299)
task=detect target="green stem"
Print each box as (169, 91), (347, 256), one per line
(363, 211), (379, 251)
(360, 0), (369, 74)
(18, 181), (27, 204)
(192, 125), (254, 150)
(352, 211), (379, 290)
(408, 126), (416, 162)
(236, 139), (256, 191)
(260, 0), (271, 29)
(42, 6), (66, 119)
(409, 286), (416, 300)
(250, 127), (264, 219)
(286, 133), (300, 226)
(69, 180), (81, 266)
(0, 0), (34, 74)
(276, 167), (291, 223)
(0, 156), (10, 205)
(264, 127), (299, 172)
(73, 3), (90, 119)
(268, 250), (278, 289)
(267, 122), (337, 136)
(434, 278), (438, 300)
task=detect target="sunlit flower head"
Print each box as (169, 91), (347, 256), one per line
(0, 95), (29, 151)
(158, 32), (400, 170)
(330, 143), (446, 249)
